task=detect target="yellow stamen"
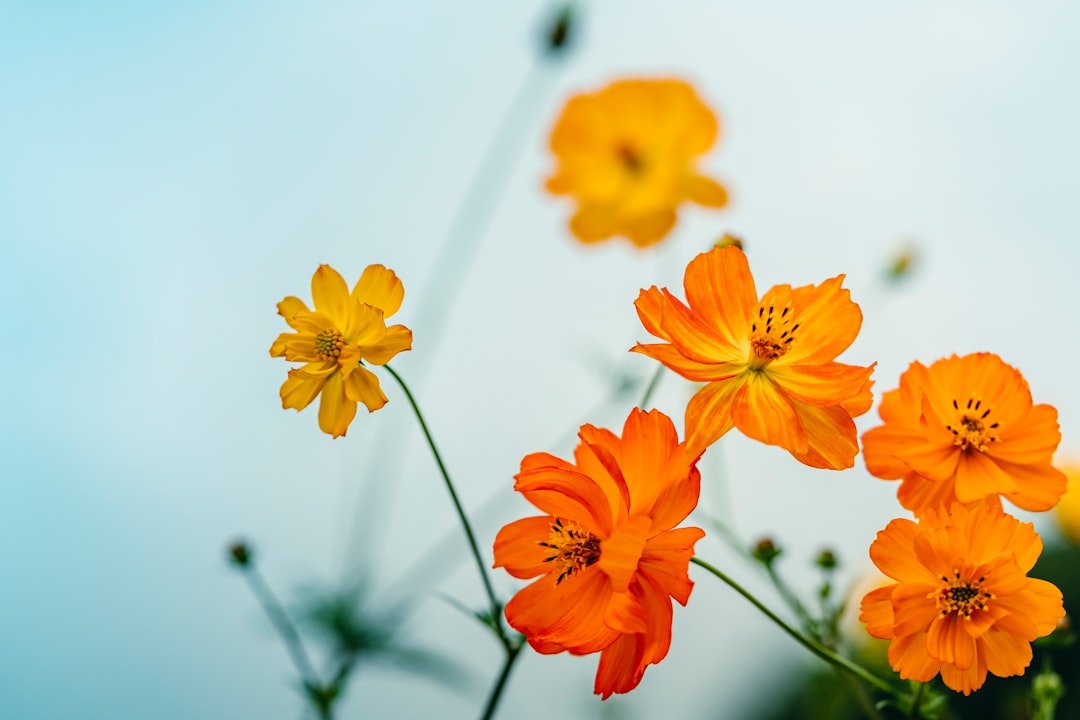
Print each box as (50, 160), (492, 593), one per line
(315, 329), (346, 360)
(538, 517), (601, 585)
(945, 396), (999, 452)
(748, 302), (797, 369)
(931, 570), (993, 619)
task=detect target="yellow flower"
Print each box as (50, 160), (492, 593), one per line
(270, 264), (412, 438)
(1054, 464), (1080, 545)
(546, 78), (728, 248)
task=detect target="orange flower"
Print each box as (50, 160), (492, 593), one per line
(493, 408), (705, 698)
(859, 502), (1064, 695)
(269, 264), (412, 437)
(632, 245), (875, 467)
(1052, 463), (1080, 545)
(546, 78), (728, 248)
(861, 353), (1065, 515)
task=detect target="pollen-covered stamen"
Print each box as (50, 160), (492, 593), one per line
(315, 329), (346, 360)
(945, 396), (1000, 452)
(932, 570), (993, 619)
(748, 301), (798, 368)
(538, 517), (601, 585)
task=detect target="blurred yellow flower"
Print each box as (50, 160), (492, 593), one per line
(1054, 464), (1080, 544)
(546, 78), (728, 248)
(270, 264), (412, 438)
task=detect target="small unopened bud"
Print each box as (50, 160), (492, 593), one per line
(885, 243), (918, 281)
(715, 233), (743, 251)
(751, 537), (781, 565)
(543, 5), (574, 56)
(815, 549), (838, 570)
(227, 540), (252, 568)
(1032, 668), (1064, 711)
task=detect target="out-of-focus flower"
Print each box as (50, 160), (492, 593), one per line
(493, 408), (704, 698)
(270, 264), (412, 438)
(714, 233), (743, 251)
(1053, 464), (1080, 544)
(861, 353), (1064, 515)
(546, 78), (727, 248)
(859, 502), (1063, 695)
(633, 245), (875, 466)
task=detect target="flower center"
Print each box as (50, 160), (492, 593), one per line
(314, 329), (346, 361)
(748, 302), (798, 369)
(538, 517), (601, 585)
(945, 397), (1000, 452)
(933, 570), (993, 619)
(615, 142), (644, 174)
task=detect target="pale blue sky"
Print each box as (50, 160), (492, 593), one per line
(3, 1), (1080, 718)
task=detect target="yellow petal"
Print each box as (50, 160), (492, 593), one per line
(317, 371), (357, 438)
(343, 365), (388, 412)
(311, 265), (350, 330)
(682, 173), (728, 208)
(361, 324), (413, 365)
(351, 264), (404, 319)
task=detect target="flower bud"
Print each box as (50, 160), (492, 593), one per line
(815, 549), (838, 570)
(227, 540), (252, 568)
(751, 537), (781, 565)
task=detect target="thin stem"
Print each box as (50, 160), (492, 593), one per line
(241, 565), (321, 692)
(638, 365), (664, 409)
(908, 680), (926, 719)
(480, 641), (524, 720)
(382, 363), (506, 645)
(690, 557), (901, 701)
(765, 565), (816, 636)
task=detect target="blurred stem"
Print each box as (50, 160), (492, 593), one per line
(690, 557), (902, 701)
(239, 564), (325, 712)
(481, 640), (524, 720)
(639, 365), (664, 408)
(908, 681), (926, 719)
(764, 565), (816, 637)
(382, 364), (507, 647)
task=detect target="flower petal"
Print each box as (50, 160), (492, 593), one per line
(782, 275), (862, 365)
(514, 464), (615, 537)
(625, 208), (677, 248)
(683, 245), (757, 351)
(492, 516), (556, 580)
(351, 264), (404, 318)
(343, 365), (388, 413)
(789, 402), (860, 470)
(505, 570), (618, 655)
(361, 324), (413, 365)
(311, 265), (351, 330)
(317, 371), (357, 438)
(682, 173), (728, 208)
(684, 376), (743, 457)
(859, 585), (896, 638)
(731, 372), (807, 455)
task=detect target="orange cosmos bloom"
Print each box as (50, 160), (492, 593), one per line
(1052, 463), (1080, 545)
(546, 78), (728, 248)
(269, 264), (412, 438)
(859, 502), (1064, 695)
(632, 245), (875, 467)
(493, 408), (705, 698)
(861, 353), (1065, 515)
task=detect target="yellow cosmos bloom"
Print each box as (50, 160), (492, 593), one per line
(633, 245), (875, 467)
(1054, 464), (1080, 545)
(269, 264), (412, 438)
(546, 78), (728, 248)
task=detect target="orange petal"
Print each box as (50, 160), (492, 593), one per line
(639, 527), (704, 605)
(634, 286), (671, 342)
(269, 332), (319, 362)
(598, 516), (650, 592)
(789, 402), (860, 470)
(683, 245), (757, 351)
(896, 473), (959, 517)
(684, 376), (743, 457)
(594, 633), (644, 699)
(891, 582), (941, 637)
(616, 408), (681, 514)
(317, 371), (357, 438)
(926, 614), (975, 669)
(351, 264), (404, 318)
(569, 205), (618, 243)
(311, 265), (351, 331)
(768, 362), (875, 408)
(574, 429), (631, 526)
(603, 587), (649, 635)
(1001, 460), (1067, 512)
(514, 465), (614, 537)
(782, 275), (862, 365)
(280, 366), (328, 411)
(978, 628), (1032, 678)
(505, 570), (619, 654)
(859, 585), (896, 639)
(938, 654), (988, 695)
(276, 296), (312, 328)
(953, 451), (1017, 503)
(631, 343), (739, 383)
(887, 630), (942, 682)
(657, 287), (743, 363)
(492, 515), (556, 579)
(869, 518), (937, 584)
(991, 403), (1060, 464)
(731, 372), (808, 455)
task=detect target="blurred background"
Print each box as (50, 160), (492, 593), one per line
(3, 1), (1080, 718)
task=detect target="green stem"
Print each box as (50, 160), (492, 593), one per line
(383, 364), (507, 646)
(480, 640), (524, 720)
(241, 565), (321, 692)
(908, 681), (926, 719)
(639, 365), (664, 409)
(690, 557), (901, 701)
(765, 564), (817, 638)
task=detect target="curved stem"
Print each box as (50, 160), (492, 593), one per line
(639, 365), (664, 409)
(690, 557), (901, 701)
(382, 364), (506, 645)
(241, 565), (321, 692)
(908, 681), (926, 719)
(480, 641), (524, 720)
